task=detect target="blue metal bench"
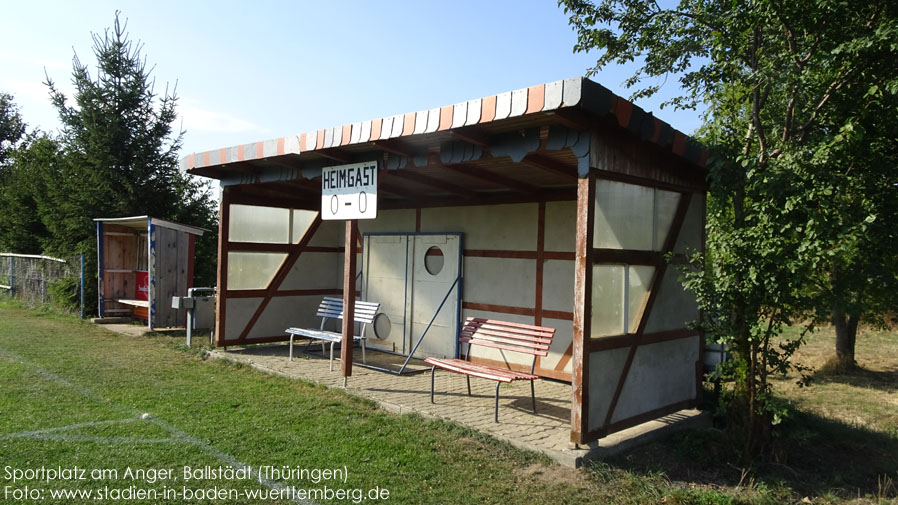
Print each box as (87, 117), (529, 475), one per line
(286, 297), (380, 371)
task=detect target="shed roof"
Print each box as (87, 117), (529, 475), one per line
(93, 216), (208, 236)
(182, 77), (707, 207)
(183, 77), (705, 179)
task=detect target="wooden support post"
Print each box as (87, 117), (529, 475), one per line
(571, 172), (595, 444)
(341, 219), (358, 379)
(214, 188), (230, 346)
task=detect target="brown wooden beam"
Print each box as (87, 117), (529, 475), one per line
(461, 302), (534, 317)
(593, 249), (664, 265)
(226, 288), (343, 299)
(448, 126), (490, 148)
(378, 188), (576, 210)
(571, 172), (595, 444)
(439, 163), (539, 195)
(341, 220), (358, 378)
(214, 187), (231, 346)
(550, 108), (592, 130)
(378, 179), (421, 200)
(522, 154), (579, 180)
(317, 148), (352, 164)
(372, 139), (415, 157)
(389, 170), (477, 199)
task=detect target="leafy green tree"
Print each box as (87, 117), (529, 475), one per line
(0, 133), (58, 253)
(561, 0), (898, 458)
(41, 12), (217, 310)
(0, 93), (27, 168)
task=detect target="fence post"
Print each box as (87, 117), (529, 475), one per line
(8, 255), (13, 298)
(80, 253), (85, 319)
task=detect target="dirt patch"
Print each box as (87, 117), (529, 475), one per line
(515, 462), (596, 489)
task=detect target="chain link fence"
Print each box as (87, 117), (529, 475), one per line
(0, 253), (84, 313)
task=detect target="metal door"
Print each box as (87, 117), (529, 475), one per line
(362, 233), (462, 360)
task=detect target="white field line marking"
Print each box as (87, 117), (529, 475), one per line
(0, 348), (318, 505)
(2, 418), (142, 439)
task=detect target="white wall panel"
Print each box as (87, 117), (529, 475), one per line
(674, 192), (704, 254)
(247, 295), (322, 339)
(610, 336), (699, 423)
(542, 260), (574, 312)
(644, 267), (699, 333)
(224, 297), (262, 339)
(421, 204), (537, 250)
(540, 318), (573, 373)
(586, 347), (630, 432)
(545, 200), (576, 252)
(464, 257), (536, 308)
(279, 253), (342, 290)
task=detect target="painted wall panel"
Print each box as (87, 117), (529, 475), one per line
(247, 295), (322, 339)
(421, 203), (537, 250)
(224, 297), (262, 340)
(609, 336), (699, 423)
(464, 257), (536, 309)
(586, 347), (630, 432)
(542, 260), (574, 312)
(545, 200), (576, 253)
(227, 252), (287, 290)
(278, 252), (342, 290)
(229, 204), (291, 243)
(358, 209), (416, 235)
(308, 220), (345, 247)
(644, 267), (700, 333)
(674, 192), (704, 254)
(593, 180), (654, 250)
(540, 317), (573, 373)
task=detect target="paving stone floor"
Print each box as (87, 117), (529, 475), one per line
(208, 343), (708, 467)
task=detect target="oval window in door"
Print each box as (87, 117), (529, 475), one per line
(373, 313), (391, 339)
(424, 246), (444, 276)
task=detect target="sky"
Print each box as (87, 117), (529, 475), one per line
(1, 0), (705, 169)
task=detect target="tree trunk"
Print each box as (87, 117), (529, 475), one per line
(832, 306), (859, 366)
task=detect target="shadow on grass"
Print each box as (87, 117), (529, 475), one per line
(810, 364), (898, 393)
(601, 407), (898, 501)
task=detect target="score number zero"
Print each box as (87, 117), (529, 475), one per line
(329, 192), (369, 214)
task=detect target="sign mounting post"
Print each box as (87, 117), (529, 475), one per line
(321, 161), (378, 382)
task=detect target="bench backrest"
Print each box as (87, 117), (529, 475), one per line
(316, 296), (379, 324)
(459, 318), (555, 362)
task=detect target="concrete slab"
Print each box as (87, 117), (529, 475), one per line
(98, 323), (152, 337)
(207, 344), (710, 468)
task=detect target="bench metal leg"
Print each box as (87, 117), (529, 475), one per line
(430, 366), (436, 404)
(361, 340), (366, 364)
(494, 382), (501, 423)
(531, 381), (536, 413)
(289, 334), (294, 361)
(466, 375), (472, 396)
(329, 342), (335, 372)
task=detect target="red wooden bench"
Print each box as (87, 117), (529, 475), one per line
(424, 317), (556, 422)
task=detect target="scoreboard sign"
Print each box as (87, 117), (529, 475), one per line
(320, 161), (378, 220)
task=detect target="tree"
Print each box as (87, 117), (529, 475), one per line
(0, 133), (58, 253)
(0, 92), (27, 167)
(561, 0), (898, 458)
(41, 12), (217, 309)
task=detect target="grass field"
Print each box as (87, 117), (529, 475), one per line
(0, 301), (896, 504)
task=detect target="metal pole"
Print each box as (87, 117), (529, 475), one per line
(9, 255), (14, 298)
(398, 277), (459, 375)
(80, 253), (85, 319)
